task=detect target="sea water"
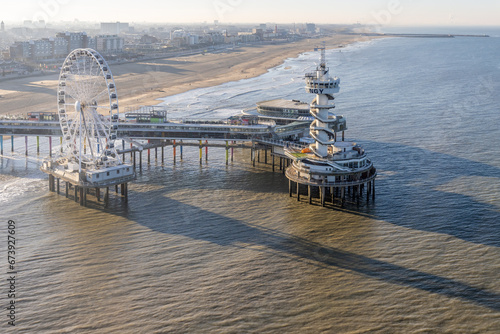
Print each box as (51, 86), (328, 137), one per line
(1, 29), (499, 333)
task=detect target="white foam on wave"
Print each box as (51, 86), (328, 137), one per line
(0, 177), (43, 203)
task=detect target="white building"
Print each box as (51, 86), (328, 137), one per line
(96, 35), (124, 53)
(100, 22), (129, 35)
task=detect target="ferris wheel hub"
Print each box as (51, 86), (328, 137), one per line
(75, 101), (82, 113)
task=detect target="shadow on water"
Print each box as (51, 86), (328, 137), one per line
(357, 140), (500, 248)
(8, 136), (499, 311)
(109, 195), (500, 312)
(138, 140), (500, 248)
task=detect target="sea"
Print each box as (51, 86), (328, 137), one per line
(1, 27), (499, 333)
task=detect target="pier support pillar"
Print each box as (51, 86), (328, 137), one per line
(180, 141), (183, 160)
(11, 136), (14, 152)
(161, 145), (164, 164)
(321, 187), (326, 207)
(80, 187), (84, 206)
(272, 155), (275, 172)
(147, 140), (150, 164)
(225, 141), (229, 165)
(264, 148), (267, 164)
(96, 187), (100, 202)
(74, 186), (78, 202)
(205, 140), (208, 161)
(49, 136), (52, 157)
(0, 136), (3, 155)
(25, 136), (28, 156)
(65, 182), (69, 198)
(230, 142), (234, 162)
(199, 140), (202, 165)
(173, 140), (177, 164)
(105, 187), (109, 205)
(37, 136), (40, 154)
(297, 183), (300, 201)
(289, 180), (292, 197)
(155, 147), (157, 161)
(56, 178), (60, 194)
(257, 149), (260, 163)
(139, 150), (142, 171)
(130, 143), (133, 160)
(133, 151), (136, 170)
(121, 183), (125, 196)
(308, 185), (312, 204)
(342, 131), (345, 141)
(372, 180), (376, 200)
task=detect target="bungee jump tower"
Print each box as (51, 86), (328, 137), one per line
(285, 46), (377, 207)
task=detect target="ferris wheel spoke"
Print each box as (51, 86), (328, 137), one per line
(56, 48), (121, 169)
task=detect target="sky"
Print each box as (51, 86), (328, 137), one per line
(1, 0), (499, 26)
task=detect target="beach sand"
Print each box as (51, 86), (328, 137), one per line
(0, 34), (376, 117)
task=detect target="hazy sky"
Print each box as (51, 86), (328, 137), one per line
(1, 0), (499, 26)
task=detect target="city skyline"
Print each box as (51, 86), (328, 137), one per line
(0, 0), (499, 27)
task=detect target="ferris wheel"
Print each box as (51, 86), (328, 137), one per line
(57, 48), (120, 171)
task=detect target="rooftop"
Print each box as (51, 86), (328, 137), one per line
(257, 99), (309, 111)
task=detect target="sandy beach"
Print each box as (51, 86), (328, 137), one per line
(0, 34), (375, 117)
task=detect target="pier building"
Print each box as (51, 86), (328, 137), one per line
(285, 46), (377, 206)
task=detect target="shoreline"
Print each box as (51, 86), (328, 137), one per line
(0, 34), (379, 118)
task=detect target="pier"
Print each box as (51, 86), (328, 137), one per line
(0, 46), (376, 209)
